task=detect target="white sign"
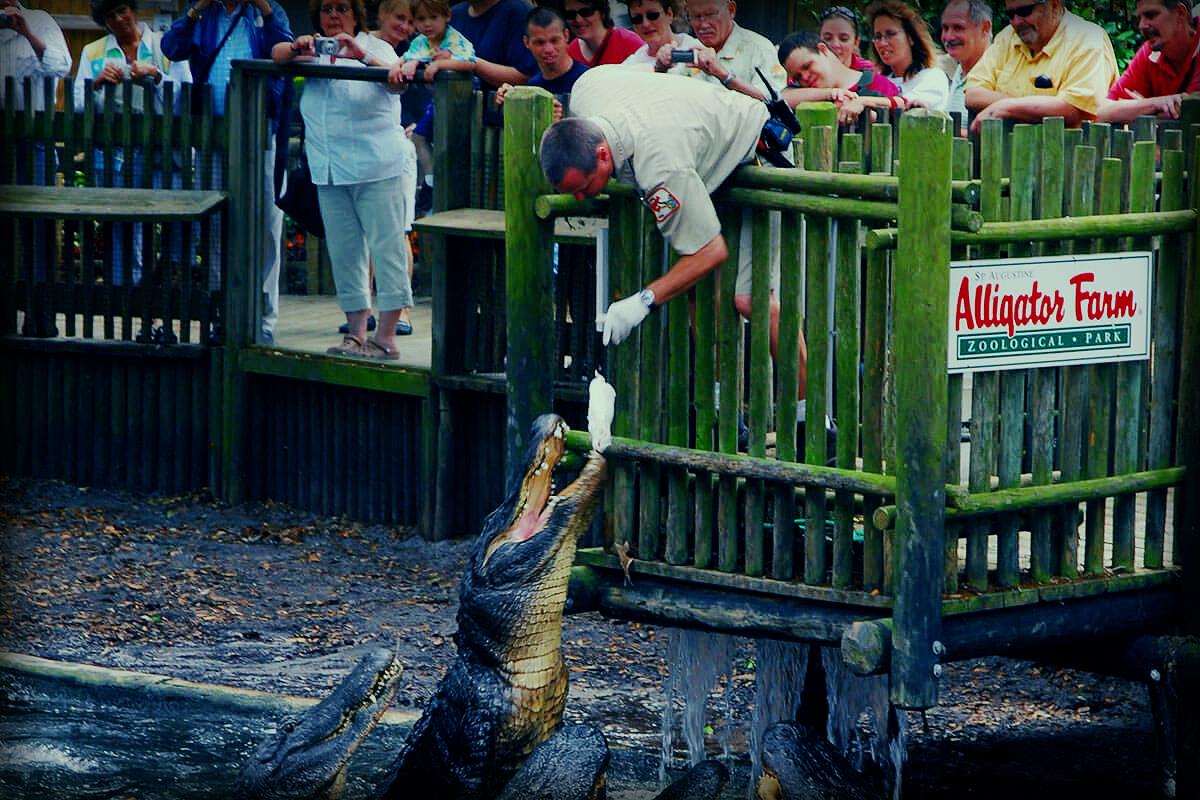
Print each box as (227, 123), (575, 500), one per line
(948, 251), (1152, 374)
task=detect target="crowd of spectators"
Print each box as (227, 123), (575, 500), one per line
(4, 0), (1199, 350)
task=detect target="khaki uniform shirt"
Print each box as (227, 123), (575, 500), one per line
(568, 65), (769, 256)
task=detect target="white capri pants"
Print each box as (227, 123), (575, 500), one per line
(317, 175), (413, 314)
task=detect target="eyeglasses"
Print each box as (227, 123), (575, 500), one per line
(820, 6), (858, 25)
(871, 28), (902, 42)
(320, 3), (350, 12)
(563, 6), (598, 21)
(629, 10), (662, 25)
(1006, 0), (1046, 20)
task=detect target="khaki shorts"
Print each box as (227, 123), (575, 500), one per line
(733, 207), (781, 297)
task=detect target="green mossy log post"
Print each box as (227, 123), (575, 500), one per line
(502, 88), (556, 478)
(891, 110), (951, 710)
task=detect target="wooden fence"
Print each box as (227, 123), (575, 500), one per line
(2, 76), (226, 343)
(498, 88), (1198, 709)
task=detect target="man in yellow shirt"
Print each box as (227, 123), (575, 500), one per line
(965, 0), (1117, 132)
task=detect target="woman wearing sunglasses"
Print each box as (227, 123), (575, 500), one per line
(622, 0), (701, 67)
(564, 0), (643, 66)
(272, 0), (417, 359)
(819, 5), (874, 71)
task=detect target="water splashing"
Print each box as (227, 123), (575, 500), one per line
(659, 628), (737, 785)
(749, 639), (809, 798)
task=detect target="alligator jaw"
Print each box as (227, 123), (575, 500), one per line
(237, 649), (403, 800)
(481, 415), (605, 573)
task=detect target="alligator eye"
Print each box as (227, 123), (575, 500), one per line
(281, 719), (297, 733)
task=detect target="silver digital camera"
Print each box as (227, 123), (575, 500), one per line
(314, 37), (340, 57)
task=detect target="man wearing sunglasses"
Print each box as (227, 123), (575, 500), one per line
(1099, 0), (1200, 122)
(164, 0), (294, 343)
(964, 0), (1116, 133)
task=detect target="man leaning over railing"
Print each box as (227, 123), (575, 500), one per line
(540, 66), (828, 443)
(162, 0), (293, 344)
(1098, 0), (1200, 123)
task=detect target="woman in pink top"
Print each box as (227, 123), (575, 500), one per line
(819, 5), (874, 71)
(563, 0), (643, 66)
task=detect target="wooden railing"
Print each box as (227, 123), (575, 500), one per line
(499, 88), (1199, 705)
(2, 76), (227, 343)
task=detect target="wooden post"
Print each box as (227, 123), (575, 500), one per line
(219, 66), (266, 503)
(427, 73), (474, 540)
(890, 110), (950, 710)
(502, 87), (556, 480)
(1179, 113), (1200, 637)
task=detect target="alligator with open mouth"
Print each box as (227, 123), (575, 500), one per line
(238, 412), (727, 799)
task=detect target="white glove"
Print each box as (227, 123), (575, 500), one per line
(602, 292), (651, 346)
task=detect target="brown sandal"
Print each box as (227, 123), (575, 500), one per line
(326, 335), (367, 356)
(361, 338), (399, 361)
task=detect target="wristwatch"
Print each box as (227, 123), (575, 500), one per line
(719, 69), (736, 88)
(638, 287), (657, 310)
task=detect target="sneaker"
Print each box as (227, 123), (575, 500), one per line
(339, 315), (376, 334)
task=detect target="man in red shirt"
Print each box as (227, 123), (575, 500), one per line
(1099, 0), (1199, 122)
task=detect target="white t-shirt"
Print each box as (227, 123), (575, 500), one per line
(300, 33), (409, 186)
(891, 66), (951, 112)
(622, 32), (703, 67)
(568, 65), (769, 255)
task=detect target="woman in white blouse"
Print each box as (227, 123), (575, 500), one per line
(273, 0), (416, 360)
(840, 0), (950, 118)
(621, 0), (700, 68)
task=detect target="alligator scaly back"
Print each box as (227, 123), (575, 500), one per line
(377, 414), (606, 799)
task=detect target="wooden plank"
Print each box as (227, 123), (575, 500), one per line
(1112, 142), (1156, 571)
(1057, 143), (1097, 578)
(861, 244), (887, 593)
(1145, 149), (1185, 569)
(666, 248), (690, 566)
(832, 158), (863, 590)
(745, 208), (772, 577)
(1082, 158), (1122, 576)
(891, 110), (952, 710)
(772, 209), (802, 581)
(636, 209), (663, 561)
(693, 203), (718, 570)
(414, 207), (602, 244)
(717, 204), (742, 573)
(0, 185), (229, 221)
(607, 195), (641, 561)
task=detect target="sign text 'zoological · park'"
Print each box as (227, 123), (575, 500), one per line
(948, 252), (1152, 374)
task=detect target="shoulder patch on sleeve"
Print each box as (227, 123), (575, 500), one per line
(644, 185), (681, 225)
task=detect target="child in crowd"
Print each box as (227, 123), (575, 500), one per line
(398, 0), (475, 83)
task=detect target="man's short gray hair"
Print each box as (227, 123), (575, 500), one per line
(539, 118), (606, 186)
(946, 0), (993, 25)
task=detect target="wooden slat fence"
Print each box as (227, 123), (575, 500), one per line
(499, 99), (1194, 612)
(2, 76), (225, 344)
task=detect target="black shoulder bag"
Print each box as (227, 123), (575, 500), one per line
(275, 90), (326, 239)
